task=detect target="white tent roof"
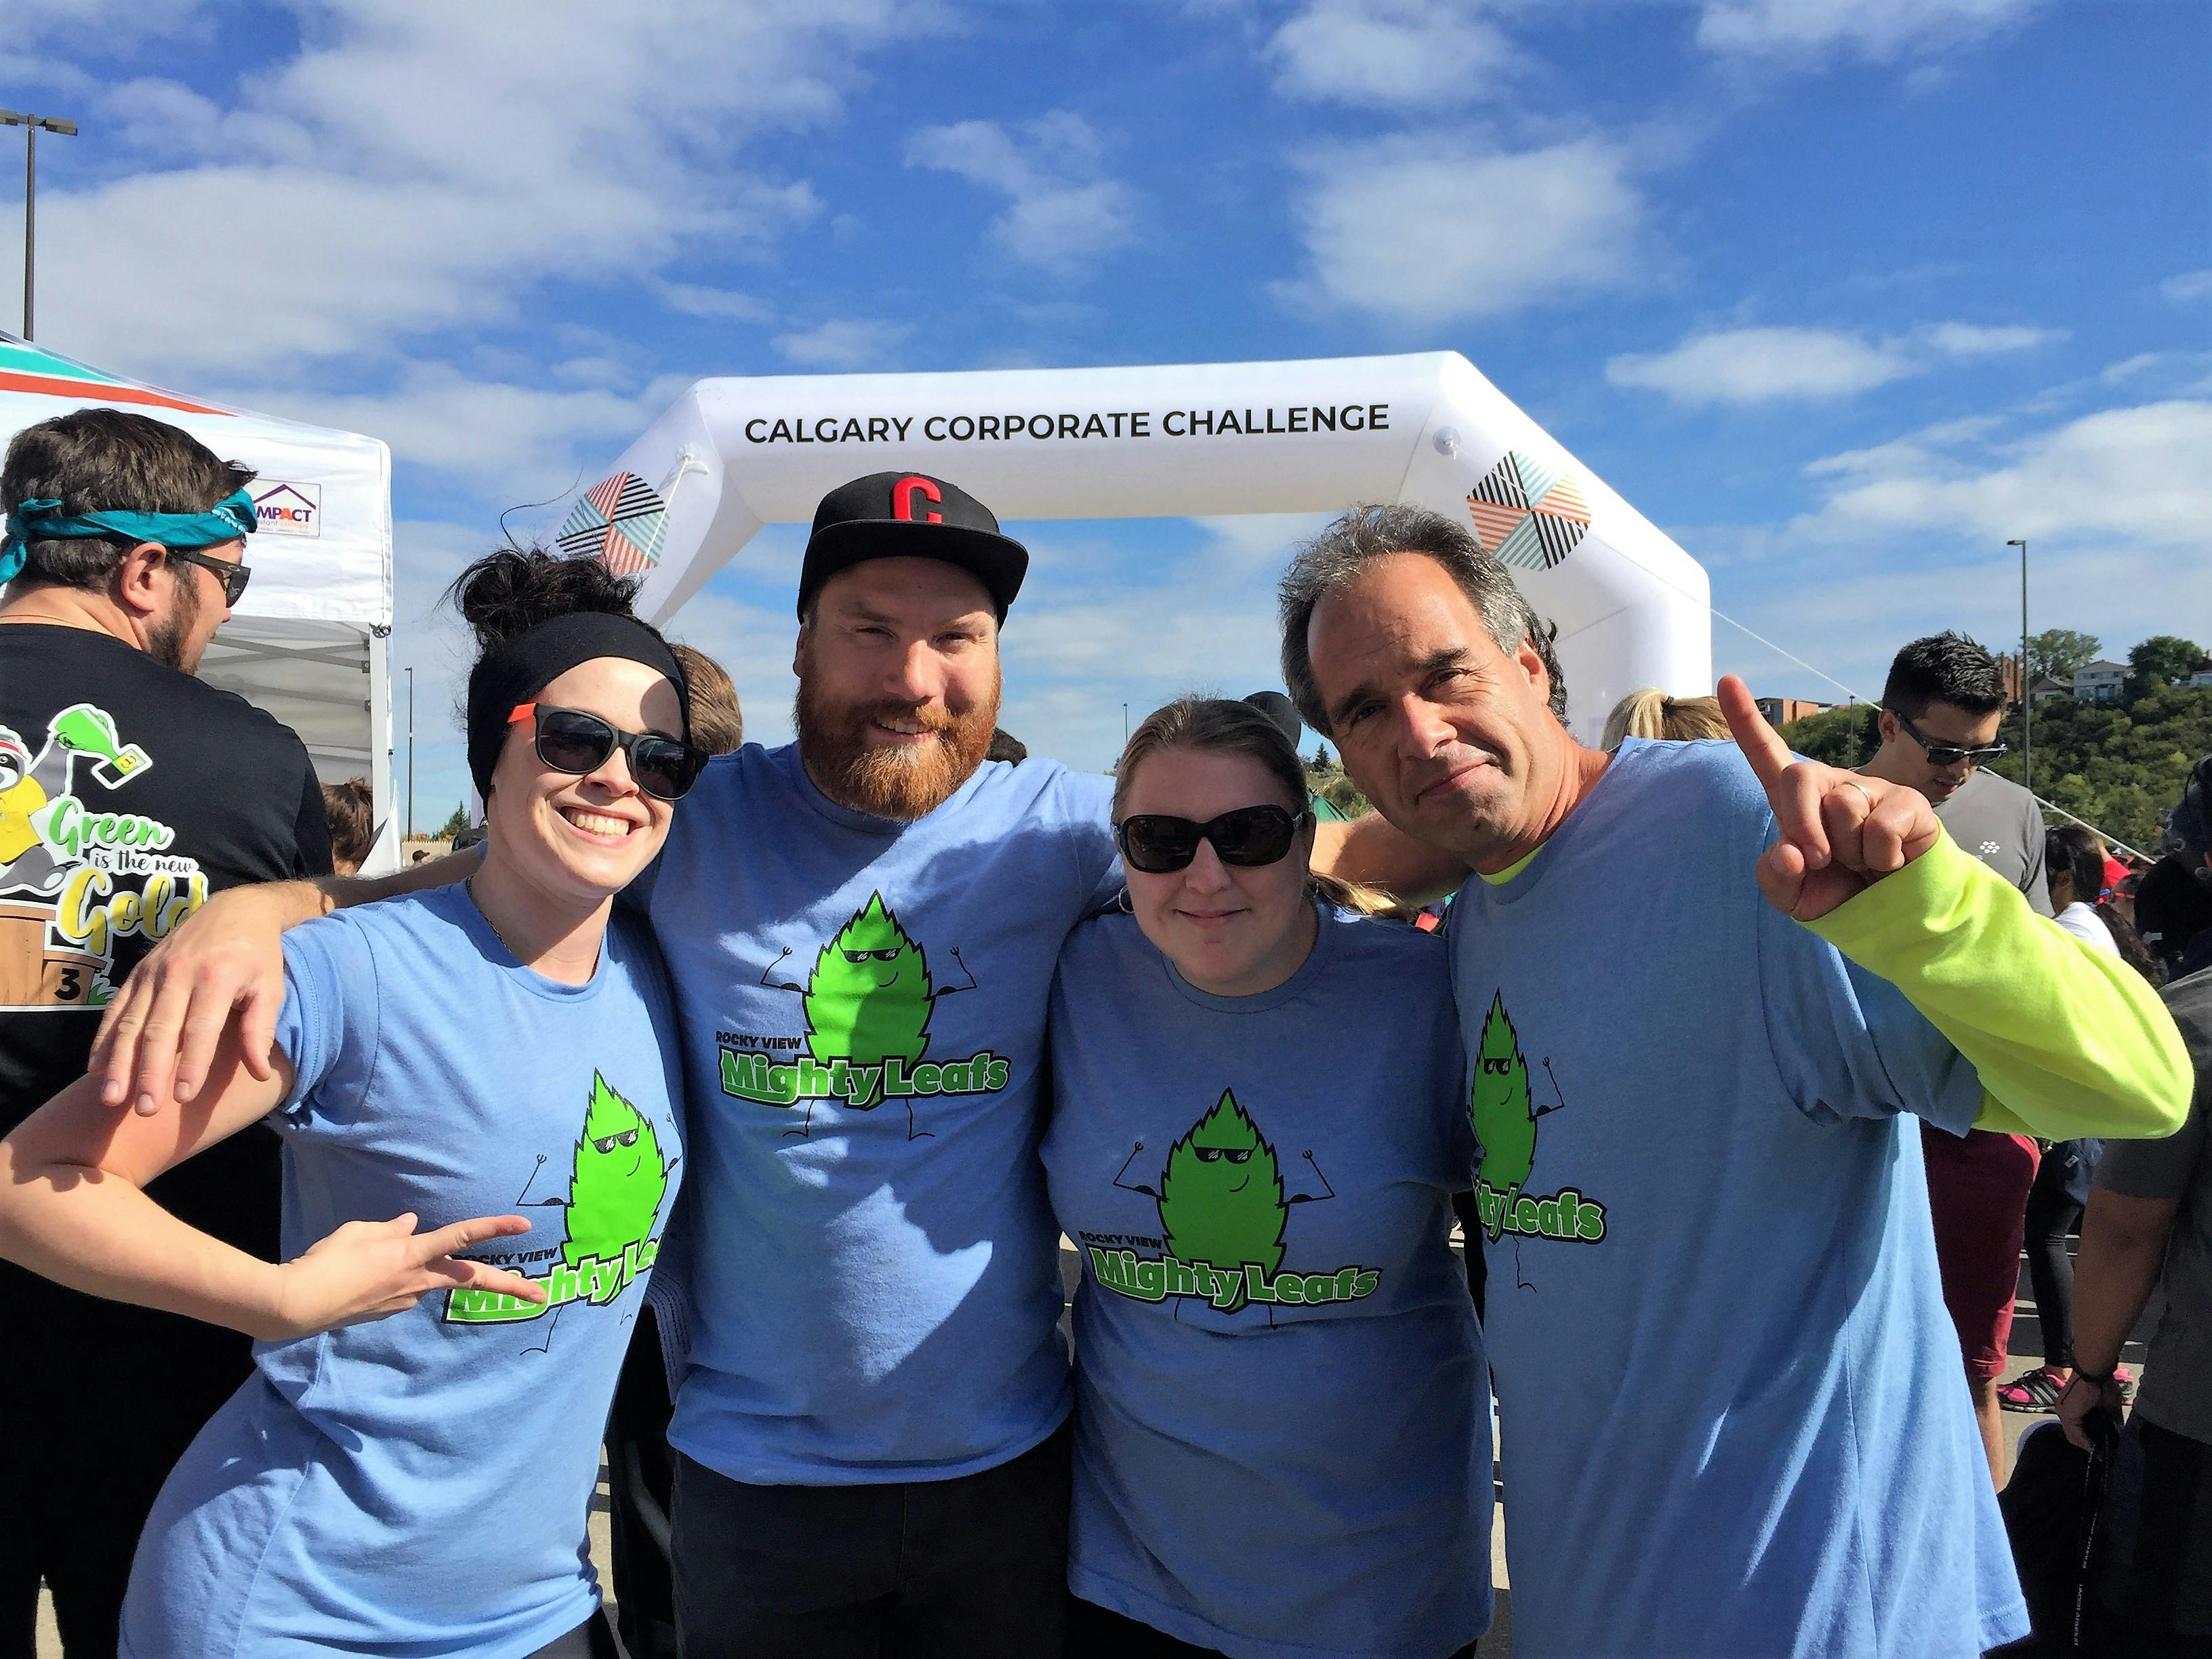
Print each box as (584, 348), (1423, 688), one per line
(0, 334), (398, 871)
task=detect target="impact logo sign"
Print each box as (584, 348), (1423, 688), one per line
(253, 481), (321, 538)
(556, 472), (668, 578)
(1466, 450), (1590, 571)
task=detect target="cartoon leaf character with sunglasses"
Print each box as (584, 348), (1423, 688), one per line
(1156, 1091), (1288, 1313)
(757, 892), (977, 1120)
(562, 1071), (669, 1274)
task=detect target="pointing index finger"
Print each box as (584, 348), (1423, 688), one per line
(1717, 675), (1795, 793)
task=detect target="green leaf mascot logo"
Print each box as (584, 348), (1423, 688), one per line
(1467, 991), (1607, 1249)
(1158, 1090), (1287, 1312)
(1469, 993), (1536, 1199)
(565, 1071), (668, 1269)
(804, 893), (933, 1109)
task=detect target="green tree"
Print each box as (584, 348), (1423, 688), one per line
(2028, 629), (2102, 685)
(1986, 684), (2212, 856)
(434, 803), (469, 840)
(2128, 635), (2207, 697)
(1777, 703), (1880, 768)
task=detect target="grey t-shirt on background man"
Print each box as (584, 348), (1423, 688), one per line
(1934, 768), (2053, 916)
(2095, 966), (2212, 1446)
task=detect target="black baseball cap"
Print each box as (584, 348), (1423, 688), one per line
(797, 472), (1029, 621)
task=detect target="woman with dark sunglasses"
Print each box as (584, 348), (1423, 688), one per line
(1044, 695), (1488, 1659)
(0, 548), (699, 1659)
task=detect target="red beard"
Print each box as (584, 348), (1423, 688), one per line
(794, 674), (1000, 821)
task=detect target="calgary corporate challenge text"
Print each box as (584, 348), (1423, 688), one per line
(741, 404), (1393, 447)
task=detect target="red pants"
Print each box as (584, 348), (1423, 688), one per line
(1921, 1125), (2041, 1379)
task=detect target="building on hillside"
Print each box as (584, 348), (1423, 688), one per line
(2074, 661), (2130, 704)
(2185, 661), (2212, 689)
(1757, 696), (1835, 726)
(2030, 674), (2074, 702)
(1996, 653), (2025, 706)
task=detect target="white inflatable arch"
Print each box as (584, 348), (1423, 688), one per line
(549, 352), (1711, 742)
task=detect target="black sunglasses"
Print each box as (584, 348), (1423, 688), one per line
(508, 702), (705, 802)
(167, 546), (251, 606)
(1114, 804), (1312, 875)
(1893, 710), (2007, 769)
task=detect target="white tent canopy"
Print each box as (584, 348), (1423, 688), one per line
(0, 334), (396, 871)
(547, 352), (1711, 743)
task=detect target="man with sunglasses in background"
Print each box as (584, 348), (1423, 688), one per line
(90, 470), (1450, 1659)
(1859, 630), (2057, 1489)
(0, 407), (332, 1656)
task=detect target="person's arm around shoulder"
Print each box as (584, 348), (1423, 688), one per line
(1716, 677), (2189, 1141)
(89, 847), (483, 1115)
(1313, 815), (1469, 905)
(0, 1026), (541, 1340)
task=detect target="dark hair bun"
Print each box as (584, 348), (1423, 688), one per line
(449, 548), (641, 655)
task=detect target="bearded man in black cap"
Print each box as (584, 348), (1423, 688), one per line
(92, 470), (1454, 1658)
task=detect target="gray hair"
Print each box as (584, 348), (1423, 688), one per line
(1278, 502), (1568, 735)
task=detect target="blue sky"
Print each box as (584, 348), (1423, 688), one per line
(8, 0), (2209, 826)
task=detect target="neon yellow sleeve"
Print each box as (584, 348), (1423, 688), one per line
(1805, 832), (2190, 1139)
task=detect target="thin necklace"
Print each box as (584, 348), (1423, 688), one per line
(465, 876), (523, 960)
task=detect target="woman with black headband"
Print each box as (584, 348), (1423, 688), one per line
(0, 548), (702, 1658)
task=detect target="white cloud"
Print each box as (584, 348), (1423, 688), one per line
(1605, 320), (2060, 405)
(771, 318), (914, 370)
(905, 112), (1139, 276)
(233, 365), (689, 489)
(35, 2), (922, 379)
(1282, 133), (1645, 324)
(1800, 399), (2212, 546)
(1264, 0), (1519, 108)
(656, 282), (778, 324)
(2162, 268), (2212, 303)
(1696, 0), (2043, 62)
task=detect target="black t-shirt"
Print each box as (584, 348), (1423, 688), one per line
(1, 622), (332, 1269)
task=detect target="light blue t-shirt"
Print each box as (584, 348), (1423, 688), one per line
(121, 886), (684, 1659)
(1452, 738), (2024, 1659)
(1044, 905), (1490, 1659)
(637, 742), (1120, 1483)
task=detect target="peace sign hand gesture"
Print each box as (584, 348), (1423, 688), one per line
(1717, 675), (1942, 923)
(260, 1212), (545, 1340)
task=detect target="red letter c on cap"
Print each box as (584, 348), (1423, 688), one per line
(891, 475), (943, 524)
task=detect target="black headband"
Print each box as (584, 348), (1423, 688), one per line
(465, 611), (690, 796)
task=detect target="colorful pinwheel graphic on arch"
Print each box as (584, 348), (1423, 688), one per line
(556, 472), (668, 578)
(1465, 449), (1591, 571)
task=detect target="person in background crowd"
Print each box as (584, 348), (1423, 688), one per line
(0, 408), (333, 1658)
(1856, 630), (2053, 1484)
(2141, 758), (2212, 980)
(321, 777), (375, 878)
(2049, 822), (2121, 954)
(1998, 824), (2144, 1414)
(94, 472), (1458, 1659)
(986, 727), (1027, 764)
(0, 545), (697, 1659)
(1277, 502), (2189, 1659)
(1048, 697), (1487, 1659)
(1599, 686), (1730, 746)
(2060, 958), (2212, 1654)
(671, 642), (743, 756)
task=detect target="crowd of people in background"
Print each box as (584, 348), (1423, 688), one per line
(0, 409), (2206, 1659)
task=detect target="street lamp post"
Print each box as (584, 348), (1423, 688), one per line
(405, 667), (415, 841)
(0, 111), (80, 340)
(1122, 702), (1130, 745)
(2007, 537), (2030, 797)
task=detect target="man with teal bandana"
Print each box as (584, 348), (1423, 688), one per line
(0, 407), (331, 1656)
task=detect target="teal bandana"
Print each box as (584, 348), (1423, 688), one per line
(0, 486), (258, 583)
